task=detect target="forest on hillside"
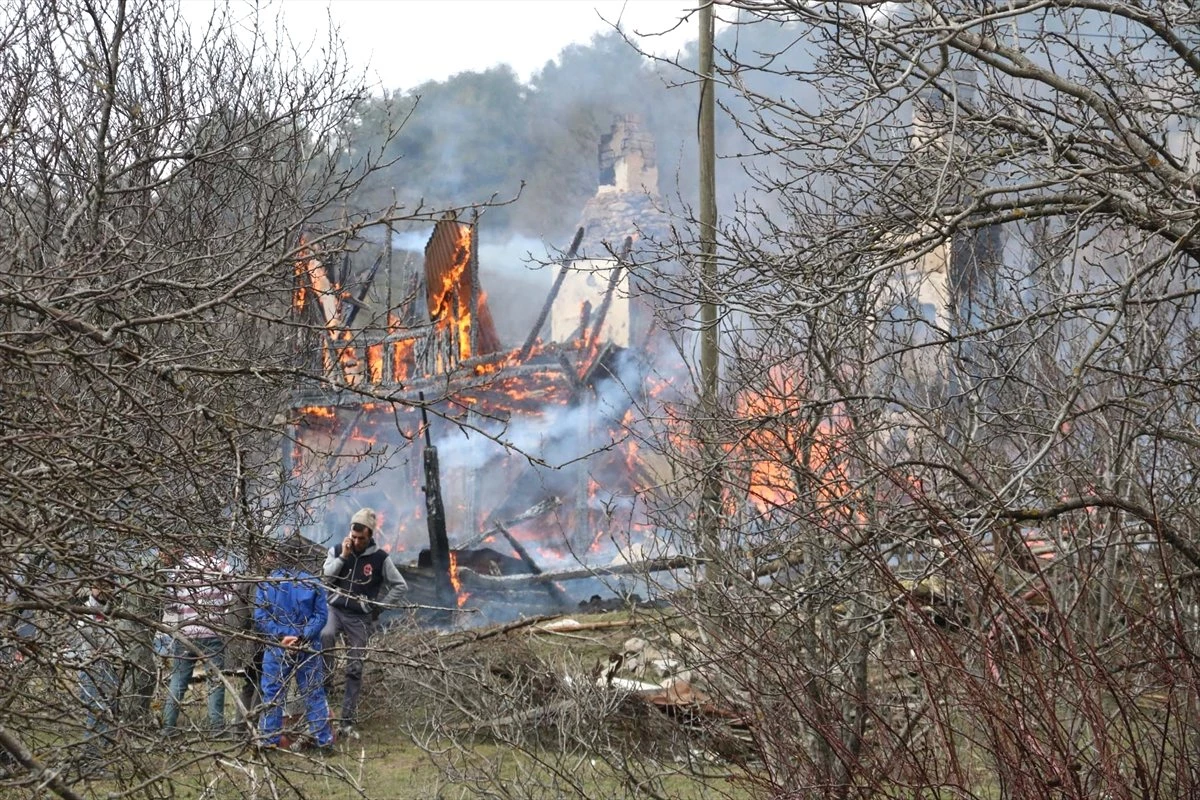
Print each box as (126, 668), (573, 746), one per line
(334, 20), (825, 345)
(338, 22), (819, 248)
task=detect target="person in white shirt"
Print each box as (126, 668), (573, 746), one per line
(160, 549), (235, 737)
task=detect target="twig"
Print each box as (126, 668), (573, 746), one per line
(0, 724), (88, 800)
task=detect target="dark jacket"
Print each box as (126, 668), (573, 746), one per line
(322, 540), (407, 616)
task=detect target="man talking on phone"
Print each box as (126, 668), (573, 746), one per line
(320, 508), (406, 740)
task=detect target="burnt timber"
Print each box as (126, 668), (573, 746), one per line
(288, 214), (653, 625)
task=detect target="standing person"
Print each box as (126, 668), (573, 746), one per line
(115, 552), (163, 728)
(254, 538), (334, 751)
(72, 578), (120, 773)
(160, 548), (235, 738)
(321, 507), (406, 739)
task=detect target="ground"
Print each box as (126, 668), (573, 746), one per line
(38, 607), (743, 799)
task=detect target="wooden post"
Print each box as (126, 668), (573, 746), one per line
(697, 0), (723, 581)
(520, 226), (585, 359)
(468, 213), (480, 359)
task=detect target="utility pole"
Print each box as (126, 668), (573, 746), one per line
(698, 0), (722, 579)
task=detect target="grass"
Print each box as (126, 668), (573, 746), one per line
(90, 733), (737, 800)
(28, 608), (745, 799)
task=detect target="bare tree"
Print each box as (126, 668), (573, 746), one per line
(0, 0), (429, 794)
(25, 1), (1189, 798)
(321, 4), (1200, 799)
(544, 2), (1200, 799)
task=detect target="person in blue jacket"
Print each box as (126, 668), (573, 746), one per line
(253, 539), (335, 751)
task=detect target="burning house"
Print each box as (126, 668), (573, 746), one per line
(284, 118), (679, 625)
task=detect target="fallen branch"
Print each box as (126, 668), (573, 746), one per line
(459, 554), (700, 588)
(532, 618), (643, 634)
(448, 699), (578, 732)
(0, 725), (88, 800)
(423, 613), (563, 655)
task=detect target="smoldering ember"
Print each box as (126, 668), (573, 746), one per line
(286, 116), (691, 625)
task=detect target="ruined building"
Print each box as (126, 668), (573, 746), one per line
(552, 114), (674, 352)
(284, 116), (678, 624)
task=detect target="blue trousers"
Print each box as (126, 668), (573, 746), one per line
(78, 660), (118, 751)
(162, 636), (225, 732)
(259, 646), (333, 747)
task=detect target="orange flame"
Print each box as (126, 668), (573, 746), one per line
(388, 312), (415, 383)
(366, 343), (384, 383)
(448, 551), (469, 607)
(428, 224), (475, 363)
(733, 366), (856, 522)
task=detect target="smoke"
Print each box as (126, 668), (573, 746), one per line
(479, 234), (558, 345)
(390, 229), (429, 252)
(358, 22), (834, 271)
(428, 346), (642, 474)
(290, 330), (688, 577)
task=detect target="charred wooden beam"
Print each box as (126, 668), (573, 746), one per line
(494, 523), (571, 608)
(585, 236), (633, 348)
(469, 213), (480, 358)
(459, 497), (562, 549)
(575, 301), (592, 344)
(342, 250), (385, 330)
(382, 237), (395, 384)
(400, 360), (576, 396)
(419, 393), (455, 613)
(578, 341), (618, 389)
(557, 352), (586, 393)
(289, 344), (586, 410)
(458, 554), (700, 588)
(520, 226), (585, 359)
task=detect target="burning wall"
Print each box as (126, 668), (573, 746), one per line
(283, 118), (708, 621)
(286, 209), (667, 593)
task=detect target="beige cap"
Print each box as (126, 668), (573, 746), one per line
(350, 507), (377, 533)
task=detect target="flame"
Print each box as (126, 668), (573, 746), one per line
(337, 343), (362, 385)
(293, 249), (308, 313)
(286, 234), (679, 583)
(366, 343), (384, 383)
(448, 551), (469, 607)
(427, 224), (476, 363)
(292, 237), (368, 386)
(388, 312), (415, 383)
(350, 429), (378, 447)
(733, 365), (856, 522)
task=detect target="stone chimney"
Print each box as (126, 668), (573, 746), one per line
(550, 115), (671, 349)
(910, 69), (977, 157)
(576, 115), (667, 254)
(598, 114), (658, 195)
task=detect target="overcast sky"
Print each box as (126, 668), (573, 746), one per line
(180, 0), (716, 93)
